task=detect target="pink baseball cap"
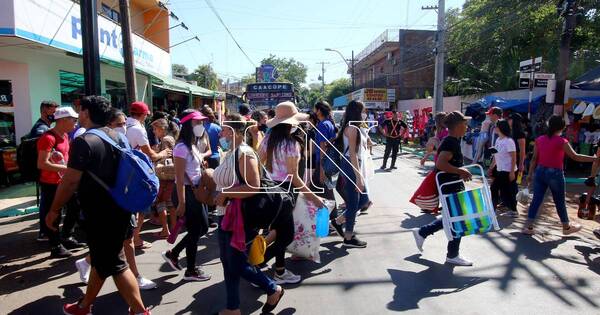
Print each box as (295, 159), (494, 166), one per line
(180, 111), (207, 124)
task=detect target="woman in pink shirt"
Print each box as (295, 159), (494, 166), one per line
(524, 115), (597, 235)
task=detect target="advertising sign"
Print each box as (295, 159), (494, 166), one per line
(256, 64), (279, 83)
(8, 0), (172, 76)
(364, 88), (388, 102)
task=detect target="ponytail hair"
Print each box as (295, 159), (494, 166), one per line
(546, 115), (566, 137)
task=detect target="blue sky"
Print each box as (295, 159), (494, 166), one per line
(167, 0), (466, 86)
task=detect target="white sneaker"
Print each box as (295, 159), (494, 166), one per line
(75, 258), (90, 284)
(137, 275), (157, 290)
(274, 269), (301, 285)
(412, 229), (425, 252)
(446, 256), (473, 266)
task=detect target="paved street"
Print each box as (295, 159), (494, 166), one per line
(1, 147), (600, 315)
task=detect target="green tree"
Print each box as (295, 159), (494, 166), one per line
(240, 74), (256, 86)
(444, 0), (600, 96)
(325, 78), (352, 105)
(172, 64), (189, 76)
(260, 54), (308, 89)
(190, 64), (218, 90)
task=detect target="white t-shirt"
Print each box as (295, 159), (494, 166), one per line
(125, 117), (149, 150)
(494, 137), (517, 172)
(173, 142), (202, 186)
(584, 131), (600, 144)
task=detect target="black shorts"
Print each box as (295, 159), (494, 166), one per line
(83, 206), (133, 279)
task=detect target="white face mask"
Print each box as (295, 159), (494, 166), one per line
(114, 126), (126, 135)
(361, 113), (368, 120)
(193, 124), (205, 137)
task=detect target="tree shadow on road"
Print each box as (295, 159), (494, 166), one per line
(573, 245), (600, 277)
(482, 230), (599, 308)
(386, 254), (489, 312)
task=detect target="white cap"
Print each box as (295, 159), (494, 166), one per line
(54, 107), (78, 120)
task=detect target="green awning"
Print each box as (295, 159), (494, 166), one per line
(146, 71), (219, 98)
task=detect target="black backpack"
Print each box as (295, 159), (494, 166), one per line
(17, 136), (41, 182)
(234, 148), (294, 231)
(17, 132), (57, 182)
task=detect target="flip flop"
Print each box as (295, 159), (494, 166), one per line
(135, 241), (153, 250)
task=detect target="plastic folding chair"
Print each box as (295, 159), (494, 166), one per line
(436, 164), (500, 241)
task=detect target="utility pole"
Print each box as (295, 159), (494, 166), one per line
(317, 62), (329, 96)
(555, 0), (578, 115)
(80, 0), (101, 95)
(423, 0), (445, 113)
(119, 0), (137, 105)
(351, 50), (355, 91)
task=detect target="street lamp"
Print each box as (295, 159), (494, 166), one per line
(325, 48), (355, 91)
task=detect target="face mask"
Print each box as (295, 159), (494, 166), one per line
(114, 126), (126, 135)
(361, 113), (368, 120)
(219, 137), (231, 151)
(193, 124), (205, 137)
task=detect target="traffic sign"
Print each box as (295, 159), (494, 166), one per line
(519, 57), (542, 73)
(518, 72), (555, 89)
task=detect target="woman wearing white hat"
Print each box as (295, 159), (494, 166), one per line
(258, 101), (324, 285)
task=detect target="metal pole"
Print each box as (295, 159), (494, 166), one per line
(528, 56), (534, 119)
(432, 0), (445, 113)
(555, 0), (578, 115)
(351, 50), (355, 91)
(119, 0), (137, 105)
(80, 0), (101, 95)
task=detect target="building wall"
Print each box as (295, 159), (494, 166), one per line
(0, 45), (151, 141)
(353, 29), (435, 101)
(0, 60), (31, 142)
(397, 96), (461, 113)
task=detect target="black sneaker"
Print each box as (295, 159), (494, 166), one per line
(36, 232), (48, 242)
(161, 250), (181, 271)
(62, 238), (87, 250)
(585, 176), (597, 187)
(343, 236), (367, 248)
(391, 166), (398, 169)
(50, 245), (72, 258)
(380, 165), (386, 170)
(360, 201), (373, 213)
(330, 220), (345, 238)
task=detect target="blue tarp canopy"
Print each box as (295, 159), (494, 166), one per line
(333, 94), (348, 108)
(572, 66), (600, 91)
(468, 95), (544, 113)
(572, 96), (600, 103)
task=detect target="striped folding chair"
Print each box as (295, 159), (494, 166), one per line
(436, 164), (500, 240)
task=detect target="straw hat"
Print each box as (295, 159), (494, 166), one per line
(266, 101), (309, 128)
(593, 104), (600, 120)
(583, 103), (595, 117)
(573, 101), (587, 114)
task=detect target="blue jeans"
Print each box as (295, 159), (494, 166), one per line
(340, 158), (370, 233)
(527, 166), (569, 224)
(419, 217), (461, 258)
(217, 218), (277, 310)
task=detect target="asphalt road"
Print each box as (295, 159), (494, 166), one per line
(1, 147), (600, 314)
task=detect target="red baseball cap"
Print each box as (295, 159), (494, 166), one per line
(130, 101), (150, 115)
(485, 106), (502, 116)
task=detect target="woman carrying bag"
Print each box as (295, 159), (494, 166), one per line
(213, 114), (285, 315)
(151, 118), (179, 238)
(161, 109), (212, 282)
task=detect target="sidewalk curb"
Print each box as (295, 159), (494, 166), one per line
(0, 206), (39, 218)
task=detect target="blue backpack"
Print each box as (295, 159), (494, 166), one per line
(86, 129), (159, 213)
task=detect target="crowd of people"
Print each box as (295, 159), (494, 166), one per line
(22, 94), (600, 314)
(28, 96), (381, 315)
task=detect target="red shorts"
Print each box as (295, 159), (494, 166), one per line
(157, 180), (175, 206)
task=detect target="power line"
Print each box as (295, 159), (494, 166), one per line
(203, 0), (256, 67)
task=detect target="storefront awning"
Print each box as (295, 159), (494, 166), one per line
(149, 73), (218, 98)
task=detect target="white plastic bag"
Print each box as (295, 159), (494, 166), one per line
(286, 195), (321, 263)
(517, 188), (530, 206)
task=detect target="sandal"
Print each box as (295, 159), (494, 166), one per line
(135, 241), (153, 250)
(262, 287), (284, 314)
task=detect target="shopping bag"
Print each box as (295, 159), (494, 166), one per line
(315, 207), (330, 237)
(409, 170), (439, 211)
(286, 195), (321, 262)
